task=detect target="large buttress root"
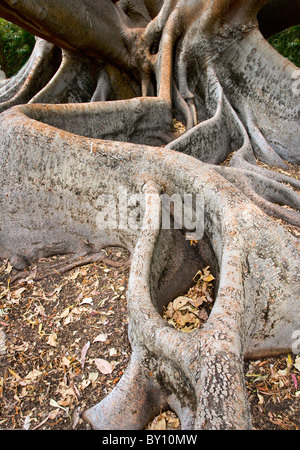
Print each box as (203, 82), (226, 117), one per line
(0, 37), (61, 112)
(138, 0), (300, 228)
(29, 49), (96, 104)
(83, 350), (168, 430)
(167, 4), (300, 226)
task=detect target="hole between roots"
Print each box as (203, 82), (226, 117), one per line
(148, 227), (218, 331)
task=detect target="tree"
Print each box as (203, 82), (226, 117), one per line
(0, 18), (34, 77)
(268, 25), (300, 67)
(0, 0), (299, 430)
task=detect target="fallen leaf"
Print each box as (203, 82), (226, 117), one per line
(60, 307), (70, 318)
(167, 415), (180, 429)
(80, 378), (91, 390)
(0, 289), (10, 300)
(81, 341), (90, 368)
(172, 296), (189, 311)
(188, 297), (205, 308)
(150, 415), (166, 430)
(12, 287), (26, 298)
(93, 333), (107, 343)
(202, 274), (215, 282)
(62, 356), (70, 367)
(94, 358), (113, 374)
(32, 409), (59, 430)
(47, 333), (58, 347)
(276, 368), (289, 378)
(88, 372), (98, 383)
(49, 398), (68, 414)
(63, 315), (72, 325)
(197, 308), (208, 322)
(80, 297), (93, 306)
(23, 415), (31, 430)
(69, 271), (80, 281)
(5, 262), (13, 274)
(291, 373), (298, 390)
(20, 369), (43, 386)
(257, 393), (264, 405)
(163, 304), (175, 319)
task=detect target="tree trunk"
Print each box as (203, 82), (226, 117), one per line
(0, 0), (299, 430)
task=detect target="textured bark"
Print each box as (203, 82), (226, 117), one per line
(0, 0), (299, 430)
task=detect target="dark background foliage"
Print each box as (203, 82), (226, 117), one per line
(0, 18), (35, 78)
(268, 25), (300, 67)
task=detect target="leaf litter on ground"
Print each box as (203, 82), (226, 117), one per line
(0, 251), (299, 430)
(163, 266), (215, 332)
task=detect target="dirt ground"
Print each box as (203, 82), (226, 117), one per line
(0, 246), (299, 431)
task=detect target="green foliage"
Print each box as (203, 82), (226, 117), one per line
(0, 18), (35, 78)
(268, 26), (300, 67)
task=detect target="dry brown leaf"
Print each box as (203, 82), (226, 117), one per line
(167, 416), (180, 429)
(47, 333), (58, 347)
(5, 262), (13, 274)
(12, 287), (26, 298)
(81, 341), (90, 368)
(172, 296), (189, 310)
(151, 415), (167, 430)
(197, 308), (209, 322)
(20, 369), (43, 386)
(0, 329), (6, 355)
(202, 274), (215, 282)
(93, 333), (107, 343)
(60, 307), (70, 318)
(163, 267), (215, 332)
(94, 358), (113, 374)
(62, 356), (71, 367)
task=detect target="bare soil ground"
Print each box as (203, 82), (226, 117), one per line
(0, 246), (299, 430)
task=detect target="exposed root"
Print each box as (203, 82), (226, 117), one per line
(0, 91), (299, 430)
(167, 57), (300, 228)
(214, 165), (300, 227)
(0, 38), (60, 113)
(0, 0), (299, 431)
(10, 249), (131, 284)
(245, 108), (289, 169)
(154, 9), (180, 102)
(29, 49), (95, 104)
(171, 81), (195, 130)
(177, 53), (198, 126)
(229, 150), (300, 191)
(83, 350), (168, 430)
(166, 68), (231, 164)
(16, 95), (174, 146)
